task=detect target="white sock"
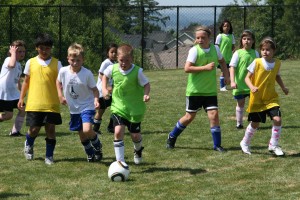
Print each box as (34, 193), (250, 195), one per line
(242, 124), (257, 145)
(236, 106), (244, 126)
(269, 126), (282, 147)
(133, 137), (142, 151)
(114, 140), (125, 162)
(12, 115), (25, 132)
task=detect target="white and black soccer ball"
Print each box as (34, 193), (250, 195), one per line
(108, 161), (130, 182)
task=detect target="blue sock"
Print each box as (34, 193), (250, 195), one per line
(26, 133), (36, 146)
(169, 121), (186, 138)
(211, 126), (221, 148)
(220, 77), (225, 88)
(45, 138), (56, 158)
(82, 140), (95, 156)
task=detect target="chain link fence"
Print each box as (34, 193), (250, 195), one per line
(0, 5), (298, 72)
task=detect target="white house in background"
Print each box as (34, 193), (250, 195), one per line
(166, 32), (195, 49)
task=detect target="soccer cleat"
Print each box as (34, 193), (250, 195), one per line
(9, 131), (23, 137)
(87, 154), (95, 162)
(240, 141), (251, 155)
(236, 124), (244, 129)
(214, 146), (226, 153)
(166, 135), (177, 149)
(220, 87), (228, 92)
(94, 149), (103, 161)
(268, 145), (285, 156)
(24, 141), (34, 160)
(45, 157), (54, 165)
(134, 147), (144, 164)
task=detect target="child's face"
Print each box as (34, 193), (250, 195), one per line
(67, 54), (84, 70)
(37, 45), (52, 60)
(222, 22), (230, 34)
(118, 53), (132, 71)
(195, 30), (210, 48)
(16, 46), (26, 61)
(108, 47), (117, 61)
(261, 43), (274, 61)
(242, 36), (254, 50)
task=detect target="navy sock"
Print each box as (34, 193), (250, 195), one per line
(91, 134), (102, 151)
(82, 140), (95, 156)
(220, 77), (225, 88)
(211, 126), (221, 148)
(169, 121), (186, 138)
(26, 133), (36, 146)
(45, 138), (56, 158)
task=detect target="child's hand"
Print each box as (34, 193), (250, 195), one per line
(205, 62), (215, 71)
(94, 99), (100, 109)
(103, 89), (110, 100)
(144, 95), (150, 102)
(231, 82), (237, 89)
(282, 87), (289, 95)
(250, 86), (258, 93)
(59, 96), (67, 105)
(9, 45), (18, 55)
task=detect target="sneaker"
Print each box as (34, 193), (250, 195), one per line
(214, 146), (226, 153)
(240, 141), (251, 155)
(9, 131), (23, 137)
(220, 87), (227, 91)
(45, 157), (54, 165)
(87, 154), (95, 162)
(166, 135), (177, 149)
(236, 124), (244, 129)
(134, 147), (144, 164)
(268, 145), (285, 156)
(94, 149), (103, 161)
(24, 141), (34, 160)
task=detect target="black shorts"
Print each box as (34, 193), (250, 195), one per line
(99, 97), (112, 109)
(186, 96), (218, 112)
(0, 99), (24, 112)
(111, 113), (141, 133)
(26, 111), (62, 127)
(217, 63), (230, 69)
(248, 106), (281, 123)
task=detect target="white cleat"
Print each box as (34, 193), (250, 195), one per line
(269, 146), (285, 156)
(240, 141), (251, 155)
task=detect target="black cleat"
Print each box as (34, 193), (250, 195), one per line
(166, 135), (177, 149)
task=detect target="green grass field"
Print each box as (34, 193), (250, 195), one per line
(0, 60), (299, 199)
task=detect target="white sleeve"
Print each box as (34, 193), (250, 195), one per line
(215, 34), (222, 45)
(58, 61), (63, 71)
(232, 34), (236, 44)
(138, 68), (149, 86)
(186, 47), (198, 63)
(247, 59), (257, 73)
(103, 64), (113, 78)
(24, 60), (31, 75)
(215, 45), (223, 60)
(229, 51), (239, 67)
(255, 50), (260, 58)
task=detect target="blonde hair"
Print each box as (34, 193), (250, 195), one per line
(117, 44), (134, 57)
(68, 43), (84, 57)
(194, 26), (211, 44)
(260, 36), (276, 50)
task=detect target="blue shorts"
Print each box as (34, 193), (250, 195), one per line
(234, 94), (250, 100)
(69, 110), (95, 131)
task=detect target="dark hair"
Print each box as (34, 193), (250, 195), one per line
(106, 43), (118, 58)
(7, 40), (26, 56)
(219, 19), (233, 34)
(260, 37), (276, 50)
(34, 33), (53, 47)
(239, 29), (256, 49)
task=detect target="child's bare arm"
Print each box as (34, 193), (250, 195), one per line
(91, 87), (100, 108)
(102, 75), (110, 99)
(184, 61), (214, 73)
(56, 80), (67, 105)
(218, 58), (230, 84)
(245, 72), (258, 93)
(276, 75), (289, 95)
(143, 83), (150, 102)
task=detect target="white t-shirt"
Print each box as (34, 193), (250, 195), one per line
(229, 50), (260, 67)
(104, 64), (149, 87)
(24, 56), (63, 75)
(96, 58), (114, 98)
(215, 33), (236, 45)
(0, 57), (23, 100)
(57, 66), (97, 114)
(186, 45), (223, 63)
(247, 58), (280, 75)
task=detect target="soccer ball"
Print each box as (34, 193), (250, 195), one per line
(108, 161), (130, 182)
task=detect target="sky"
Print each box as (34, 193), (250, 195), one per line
(155, 0), (244, 6)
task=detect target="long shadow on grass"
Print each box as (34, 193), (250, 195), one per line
(0, 192), (30, 198)
(141, 167), (207, 175)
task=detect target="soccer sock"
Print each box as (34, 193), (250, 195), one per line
(114, 140), (125, 162)
(220, 76), (225, 88)
(269, 125), (282, 147)
(93, 118), (101, 131)
(169, 121), (186, 138)
(90, 134), (102, 152)
(242, 124), (257, 145)
(45, 138), (56, 158)
(12, 115), (24, 133)
(81, 140), (95, 156)
(133, 137), (142, 151)
(26, 133), (36, 147)
(236, 106), (244, 126)
(211, 126), (221, 148)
